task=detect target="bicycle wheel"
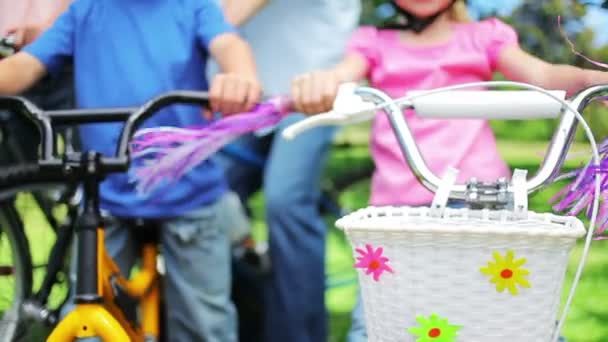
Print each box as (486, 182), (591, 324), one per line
(0, 202), (32, 342)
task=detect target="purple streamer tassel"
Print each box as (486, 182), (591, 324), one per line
(130, 96), (293, 195)
(551, 18), (608, 237)
(550, 138), (608, 237)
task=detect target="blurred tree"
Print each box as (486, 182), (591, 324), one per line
(503, 1), (608, 142)
(360, 0), (393, 26)
(504, 0), (589, 65)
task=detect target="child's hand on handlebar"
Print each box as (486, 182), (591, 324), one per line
(291, 70), (341, 115)
(209, 73), (262, 115)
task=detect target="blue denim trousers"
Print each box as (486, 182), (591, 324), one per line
(215, 114), (336, 342)
(63, 192), (238, 342)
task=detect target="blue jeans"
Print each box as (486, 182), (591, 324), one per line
(215, 114), (336, 342)
(62, 192), (237, 342)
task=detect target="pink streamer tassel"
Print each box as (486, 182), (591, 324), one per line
(130, 96), (293, 194)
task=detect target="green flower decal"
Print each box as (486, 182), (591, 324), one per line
(408, 314), (461, 341)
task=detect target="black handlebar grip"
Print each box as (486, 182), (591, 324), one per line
(0, 164), (42, 189)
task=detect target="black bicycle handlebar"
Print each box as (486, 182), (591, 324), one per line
(0, 163), (67, 197)
(1, 91), (210, 159)
(116, 90), (211, 157)
(0, 91), (210, 189)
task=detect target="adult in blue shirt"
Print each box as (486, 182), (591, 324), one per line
(213, 1), (361, 341)
(0, 0), (261, 340)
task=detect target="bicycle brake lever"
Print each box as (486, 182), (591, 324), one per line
(282, 83), (376, 140)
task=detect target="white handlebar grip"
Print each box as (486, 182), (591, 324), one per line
(282, 112), (337, 140)
(409, 90), (566, 119)
(282, 82), (376, 140)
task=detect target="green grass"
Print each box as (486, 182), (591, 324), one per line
(1, 134), (607, 341)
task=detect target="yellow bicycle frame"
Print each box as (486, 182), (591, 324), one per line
(47, 227), (159, 341)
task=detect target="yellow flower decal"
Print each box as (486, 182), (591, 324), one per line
(480, 250), (531, 295)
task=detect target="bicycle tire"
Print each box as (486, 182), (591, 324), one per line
(0, 202), (33, 342)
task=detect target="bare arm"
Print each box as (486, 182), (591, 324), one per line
(291, 53), (369, 113)
(333, 53), (369, 83)
(497, 46), (608, 96)
(0, 52), (46, 95)
(222, 0), (269, 26)
(210, 33), (258, 78)
(208, 33), (261, 113)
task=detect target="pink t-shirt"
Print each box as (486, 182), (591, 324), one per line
(0, 0), (71, 35)
(348, 18), (517, 206)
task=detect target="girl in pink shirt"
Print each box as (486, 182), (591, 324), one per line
(291, 0), (608, 208)
(289, 0), (608, 339)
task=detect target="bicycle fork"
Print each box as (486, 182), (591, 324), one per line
(47, 152), (160, 341)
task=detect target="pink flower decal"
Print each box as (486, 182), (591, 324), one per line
(354, 244), (394, 281)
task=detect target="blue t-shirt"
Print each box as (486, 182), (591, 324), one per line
(24, 0), (234, 218)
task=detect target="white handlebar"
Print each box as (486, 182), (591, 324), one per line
(282, 84), (568, 141)
(409, 90), (566, 119)
(281, 81), (608, 195)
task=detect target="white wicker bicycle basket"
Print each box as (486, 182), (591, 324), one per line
(337, 206), (585, 342)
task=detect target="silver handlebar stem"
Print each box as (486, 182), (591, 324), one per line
(355, 86), (467, 199)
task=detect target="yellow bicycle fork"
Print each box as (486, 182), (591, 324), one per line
(47, 172), (160, 341)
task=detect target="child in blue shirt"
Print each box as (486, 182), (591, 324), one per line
(0, 0), (261, 340)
